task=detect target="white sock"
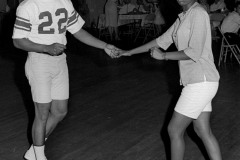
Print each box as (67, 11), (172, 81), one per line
(33, 145), (46, 160)
(29, 144), (34, 152)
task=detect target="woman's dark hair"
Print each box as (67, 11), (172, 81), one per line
(236, 2), (240, 7)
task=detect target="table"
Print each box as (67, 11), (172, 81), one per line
(118, 14), (148, 26)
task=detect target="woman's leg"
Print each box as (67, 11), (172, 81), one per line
(193, 112), (222, 160)
(108, 26), (114, 41)
(168, 111), (193, 160)
(114, 27), (120, 40)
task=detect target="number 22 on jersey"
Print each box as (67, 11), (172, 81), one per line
(38, 8), (68, 34)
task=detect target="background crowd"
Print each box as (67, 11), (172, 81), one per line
(0, 0), (240, 49)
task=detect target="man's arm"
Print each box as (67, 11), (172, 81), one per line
(73, 29), (107, 49)
(73, 29), (122, 58)
(13, 38), (66, 56)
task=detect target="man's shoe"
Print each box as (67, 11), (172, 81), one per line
(24, 146), (36, 160)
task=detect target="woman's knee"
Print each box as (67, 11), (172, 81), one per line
(168, 123), (183, 138)
(193, 123), (212, 139)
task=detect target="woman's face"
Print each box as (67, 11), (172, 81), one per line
(177, 0), (195, 7)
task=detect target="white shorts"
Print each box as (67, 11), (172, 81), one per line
(25, 53), (69, 103)
(174, 80), (219, 119)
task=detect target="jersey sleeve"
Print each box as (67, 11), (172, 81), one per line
(12, 4), (32, 39)
(66, 0), (85, 34)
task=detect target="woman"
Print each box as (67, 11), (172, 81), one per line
(120, 0), (222, 159)
(105, 0), (120, 41)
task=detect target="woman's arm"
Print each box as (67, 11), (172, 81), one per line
(126, 39), (159, 55)
(151, 48), (190, 60)
(13, 38), (66, 56)
(165, 51), (190, 60)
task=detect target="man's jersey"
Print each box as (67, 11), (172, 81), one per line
(12, 0), (85, 45)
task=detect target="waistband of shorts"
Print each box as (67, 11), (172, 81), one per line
(28, 52), (66, 60)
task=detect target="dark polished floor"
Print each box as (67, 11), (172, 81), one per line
(0, 31), (240, 160)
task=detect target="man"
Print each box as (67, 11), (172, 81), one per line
(210, 0), (226, 12)
(221, 2), (240, 44)
(12, 0), (120, 159)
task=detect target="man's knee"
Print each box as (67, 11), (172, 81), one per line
(53, 107), (68, 119)
(35, 103), (51, 122)
(51, 100), (68, 120)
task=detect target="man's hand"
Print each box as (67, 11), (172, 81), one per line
(104, 44), (123, 58)
(45, 43), (66, 56)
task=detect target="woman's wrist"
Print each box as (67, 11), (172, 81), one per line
(163, 52), (168, 60)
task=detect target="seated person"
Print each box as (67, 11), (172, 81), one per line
(0, 0), (9, 12)
(210, 0), (226, 13)
(136, 0), (152, 13)
(119, 0), (137, 14)
(199, 0), (210, 13)
(221, 2), (240, 44)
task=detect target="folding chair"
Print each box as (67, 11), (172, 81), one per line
(97, 14), (110, 40)
(217, 26), (240, 66)
(134, 14), (157, 44)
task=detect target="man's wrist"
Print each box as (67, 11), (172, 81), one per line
(42, 45), (48, 53)
(103, 43), (108, 50)
(41, 45), (53, 56)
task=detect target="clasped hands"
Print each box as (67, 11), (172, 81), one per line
(105, 45), (165, 60)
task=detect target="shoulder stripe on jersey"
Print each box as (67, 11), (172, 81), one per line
(15, 19), (31, 30)
(68, 11), (77, 25)
(67, 14), (79, 28)
(14, 25), (31, 32)
(16, 16), (30, 22)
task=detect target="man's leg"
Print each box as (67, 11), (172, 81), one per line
(45, 99), (68, 138)
(27, 102), (51, 160)
(25, 100), (68, 160)
(32, 102), (51, 145)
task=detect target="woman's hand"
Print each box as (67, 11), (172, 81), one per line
(150, 47), (166, 60)
(119, 50), (132, 57)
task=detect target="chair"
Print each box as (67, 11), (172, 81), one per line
(97, 14), (110, 40)
(118, 21), (135, 40)
(134, 14), (157, 43)
(217, 26), (240, 66)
